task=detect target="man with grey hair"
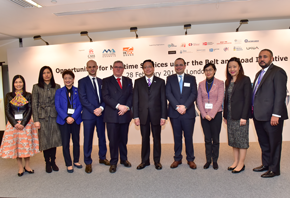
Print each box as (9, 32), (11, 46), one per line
(102, 60), (133, 173)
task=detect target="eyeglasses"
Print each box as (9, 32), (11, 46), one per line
(175, 64), (184, 67)
(205, 69), (214, 72)
(143, 66), (153, 69)
(113, 66), (124, 69)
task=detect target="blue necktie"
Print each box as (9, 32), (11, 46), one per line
(252, 70), (265, 105)
(179, 75), (183, 94)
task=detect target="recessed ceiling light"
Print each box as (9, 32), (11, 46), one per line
(25, 0), (42, 7)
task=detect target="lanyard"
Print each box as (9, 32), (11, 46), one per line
(206, 78), (214, 102)
(66, 89), (74, 109)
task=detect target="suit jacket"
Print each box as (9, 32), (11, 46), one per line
(5, 92), (32, 127)
(102, 75), (133, 124)
(78, 76), (105, 120)
(223, 75), (252, 120)
(166, 74), (197, 119)
(133, 76), (167, 125)
(55, 86), (82, 125)
(197, 78), (224, 119)
(252, 64), (288, 121)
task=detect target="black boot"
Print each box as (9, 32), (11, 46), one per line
(50, 147), (59, 171)
(43, 150), (52, 173)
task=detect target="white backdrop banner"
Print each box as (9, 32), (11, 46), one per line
(7, 29), (290, 145)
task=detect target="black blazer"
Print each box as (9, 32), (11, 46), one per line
(102, 75), (133, 124)
(133, 76), (167, 125)
(5, 92), (32, 127)
(223, 75), (252, 120)
(252, 64), (288, 121)
(166, 74), (197, 119)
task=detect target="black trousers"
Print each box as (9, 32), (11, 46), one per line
(200, 112), (222, 163)
(170, 117), (195, 162)
(58, 122), (80, 167)
(107, 122), (129, 165)
(253, 118), (284, 174)
(140, 115), (161, 164)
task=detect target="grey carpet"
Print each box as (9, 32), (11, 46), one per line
(0, 142), (290, 198)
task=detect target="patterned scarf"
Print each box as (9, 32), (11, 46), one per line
(10, 91), (28, 106)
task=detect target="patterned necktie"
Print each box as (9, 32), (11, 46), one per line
(117, 78), (122, 89)
(147, 78), (151, 87)
(252, 70), (265, 105)
(179, 75), (183, 94)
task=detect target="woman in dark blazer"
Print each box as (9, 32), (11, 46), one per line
(197, 63), (224, 170)
(223, 57), (252, 173)
(55, 70), (82, 173)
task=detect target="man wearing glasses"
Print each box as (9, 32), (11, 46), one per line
(166, 58), (198, 169)
(102, 60), (133, 173)
(133, 59), (167, 170)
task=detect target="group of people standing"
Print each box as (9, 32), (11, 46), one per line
(0, 48), (287, 179)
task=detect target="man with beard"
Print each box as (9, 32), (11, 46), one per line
(252, 49), (288, 178)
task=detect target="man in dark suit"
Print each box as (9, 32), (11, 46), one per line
(252, 49), (288, 178)
(78, 60), (110, 173)
(166, 58), (197, 169)
(133, 59), (167, 170)
(102, 60), (133, 173)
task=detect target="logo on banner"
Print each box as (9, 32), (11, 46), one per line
(188, 43), (199, 46)
(102, 49), (116, 57)
(180, 50), (193, 54)
(181, 43), (186, 47)
(217, 41), (232, 45)
(149, 44), (165, 47)
(168, 51), (176, 54)
(196, 49), (206, 52)
(224, 47), (229, 52)
(209, 48), (219, 52)
(233, 46), (243, 51)
(88, 49), (95, 59)
(234, 39), (242, 44)
(123, 47), (134, 56)
(168, 43), (177, 48)
(202, 42), (214, 46)
(246, 47), (259, 50)
(244, 39), (259, 43)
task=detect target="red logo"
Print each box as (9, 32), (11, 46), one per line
(203, 42), (207, 45)
(123, 47), (134, 56)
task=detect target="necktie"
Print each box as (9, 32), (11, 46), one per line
(147, 78), (151, 87)
(252, 70), (265, 105)
(179, 75), (183, 94)
(117, 78), (122, 89)
(92, 78), (100, 102)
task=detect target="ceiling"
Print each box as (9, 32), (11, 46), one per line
(0, 0), (290, 40)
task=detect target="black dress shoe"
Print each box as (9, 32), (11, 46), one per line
(213, 162), (218, 170)
(18, 172), (24, 177)
(120, 160), (132, 167)
(232, 165), (245, 173)
(261, 170), (280, 178)
(74, 163), (83, 169)
(109, 165), (117, 173)
(24, 167), (34, 174)
(203, 162), (211, 169)
(136, 163), (150, 170)
(155, 163), (162, 170)
(99, 159), (110, 166)
(253, 165), (269, 172)
(227, 166), (236, 171)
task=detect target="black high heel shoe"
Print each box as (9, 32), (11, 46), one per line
(227, 166), (236, 171)
(18, 172), (24, 177)
(24, 167), (34, 174)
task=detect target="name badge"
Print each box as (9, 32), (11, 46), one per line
(205, 103), (213, 109)
(184, 82), (190, 87)
(67, 108), (75, 114)
(15, 113), (23, 120)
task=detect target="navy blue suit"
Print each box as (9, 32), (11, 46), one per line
(78, 76), (106, 165)
(166, 74), (197, 162)
(102, 75), (133, 165)
(55, 86), (82, 166)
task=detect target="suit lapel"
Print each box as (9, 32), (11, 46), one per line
(255, 64), (273, 93)
(111, 75), (122, 92)
(86, 76), (95, 91)
(172, 74), (181, 95)
(61, 87), (67, 99)
(142, 76), (149, 93)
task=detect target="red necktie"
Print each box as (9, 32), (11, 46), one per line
(117, 78), (122, 89)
